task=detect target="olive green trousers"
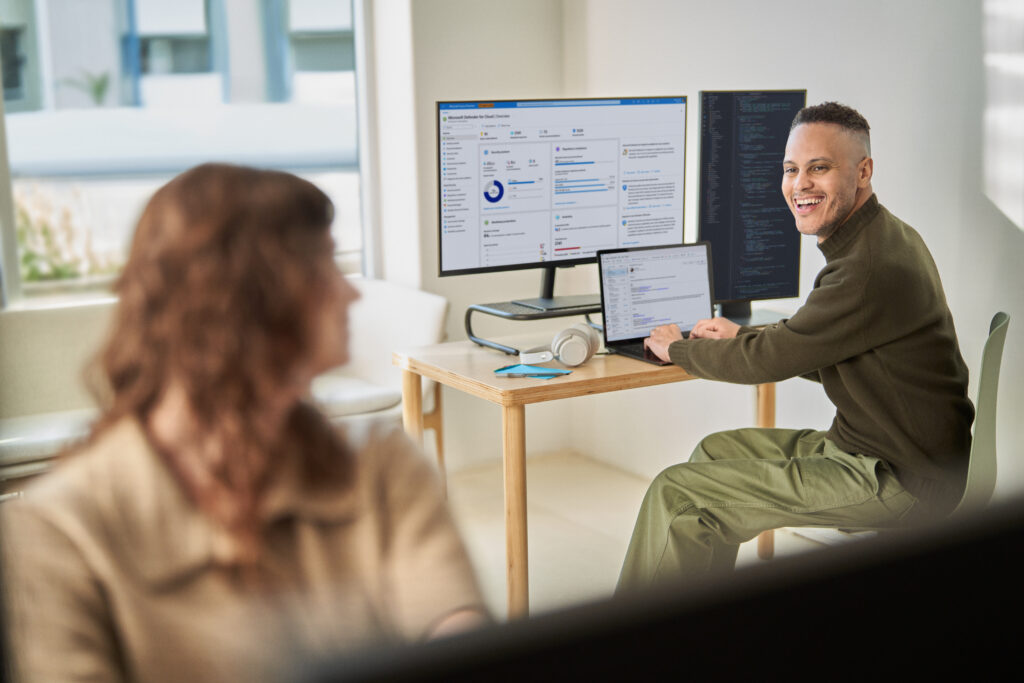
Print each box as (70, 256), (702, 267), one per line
(617, 428), (920, 593)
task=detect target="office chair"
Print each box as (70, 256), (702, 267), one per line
(761, 311), (1011, 554)
(312, 278), (449, 474)
(949, 311), (1010, 517)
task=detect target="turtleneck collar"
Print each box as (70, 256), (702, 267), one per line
(817, 193), (880, 260)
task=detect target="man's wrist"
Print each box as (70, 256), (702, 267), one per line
(667, 338), (688, 367)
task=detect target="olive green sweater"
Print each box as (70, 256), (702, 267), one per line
(669, 195), (974, 512)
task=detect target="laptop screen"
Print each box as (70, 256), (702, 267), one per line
(598, 243), (714, 343)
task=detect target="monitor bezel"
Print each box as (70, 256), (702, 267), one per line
(436, 95), (688, 278)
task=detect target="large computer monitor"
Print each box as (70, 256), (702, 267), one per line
(438, 96), (687, 311)
(698, 90), (806, 324)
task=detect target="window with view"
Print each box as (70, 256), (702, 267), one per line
(0, 0), (362, 302)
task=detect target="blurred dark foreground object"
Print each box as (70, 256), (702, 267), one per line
(292, 498), (1024, 682)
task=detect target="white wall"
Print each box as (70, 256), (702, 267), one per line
(401, 0), (1024, 496)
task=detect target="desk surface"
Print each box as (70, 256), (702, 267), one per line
(393, 341), (695, 407)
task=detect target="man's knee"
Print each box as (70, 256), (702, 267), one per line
(643, 463), (702, 516)
(688, 431), (736, 464)
(643, 464), (746, 545)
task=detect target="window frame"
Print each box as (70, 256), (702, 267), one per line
(0, 92), (21, 306)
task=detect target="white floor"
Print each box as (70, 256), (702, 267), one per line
(445, 450), (831, 621)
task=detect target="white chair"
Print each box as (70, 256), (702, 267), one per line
(311, 277), (449, 470)
(0, 408), (97, 484)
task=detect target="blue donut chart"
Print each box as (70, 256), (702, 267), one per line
(483, 180), (504, 203)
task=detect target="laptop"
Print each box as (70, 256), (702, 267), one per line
(597, 243), (715, 366)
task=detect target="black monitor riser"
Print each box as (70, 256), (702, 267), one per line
(511, 265), (600, 312)
(465, 265), (602, 355)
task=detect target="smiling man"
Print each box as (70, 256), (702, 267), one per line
(618, 102), (975, 591)
(786, 109), (873, 242)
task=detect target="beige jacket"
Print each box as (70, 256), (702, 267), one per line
(2, 418), (485, 682)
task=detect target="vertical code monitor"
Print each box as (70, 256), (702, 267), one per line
(698, 90), (806, 323)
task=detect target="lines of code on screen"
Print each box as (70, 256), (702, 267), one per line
(699, 90), (805, 303)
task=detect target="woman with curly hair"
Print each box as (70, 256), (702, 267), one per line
(2, 164), (486, 683)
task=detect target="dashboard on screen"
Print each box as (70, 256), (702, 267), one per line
(438, 97), (687, 276)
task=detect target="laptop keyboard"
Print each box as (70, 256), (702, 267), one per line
(612, 330), (690, 363)
(614, 342), (665, 362)
(616, 341), (648, 356)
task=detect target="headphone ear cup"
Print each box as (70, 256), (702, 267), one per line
(550, 327), (575, 364)
(552, 323), (599, 367)
(573, 322), (601, 357)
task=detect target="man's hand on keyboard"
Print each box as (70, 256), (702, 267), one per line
(644, 324), (683, 363)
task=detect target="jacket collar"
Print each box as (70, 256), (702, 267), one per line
(100, 419), (359, 588)
(818, 193), (880, 260)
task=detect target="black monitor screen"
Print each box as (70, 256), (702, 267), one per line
(438, 97), (687, 277)
(698, 90), (806, 305)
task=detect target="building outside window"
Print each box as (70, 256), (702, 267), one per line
(0, 0), (362, 302)
(1, 27), (28, 103)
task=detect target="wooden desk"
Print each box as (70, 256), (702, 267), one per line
(393, 341), (775, 617)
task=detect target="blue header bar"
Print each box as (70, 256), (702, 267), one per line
(439, 97), (685, 110)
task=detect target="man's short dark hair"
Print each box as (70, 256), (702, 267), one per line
(791, 102), (870, 133)
(790, 102), (871, 154)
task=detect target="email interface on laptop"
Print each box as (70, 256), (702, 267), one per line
(598, 243), (714, 363)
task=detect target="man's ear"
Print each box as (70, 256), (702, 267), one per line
(858, 157), (874, 187)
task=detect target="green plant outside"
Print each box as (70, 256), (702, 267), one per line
(60, 70), (110, 106)
(15, 199), (120, 282)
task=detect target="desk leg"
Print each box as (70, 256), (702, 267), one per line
(756, 383), (777, 560)
(423, 383), (447, 498)
(503, 404), (529, 618)
(401, 371), (424, 446)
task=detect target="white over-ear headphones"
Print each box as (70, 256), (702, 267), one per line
(518, 323), (601, 367)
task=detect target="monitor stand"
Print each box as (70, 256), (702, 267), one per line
(718, 301), (789, 328)
(511, 265), (599, 312)
(466, 265), (602, 355)
(512, 293), (601, 312)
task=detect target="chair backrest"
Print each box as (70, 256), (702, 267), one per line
(951, 312), (1010, 518)
(344, 277), (450, 394)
